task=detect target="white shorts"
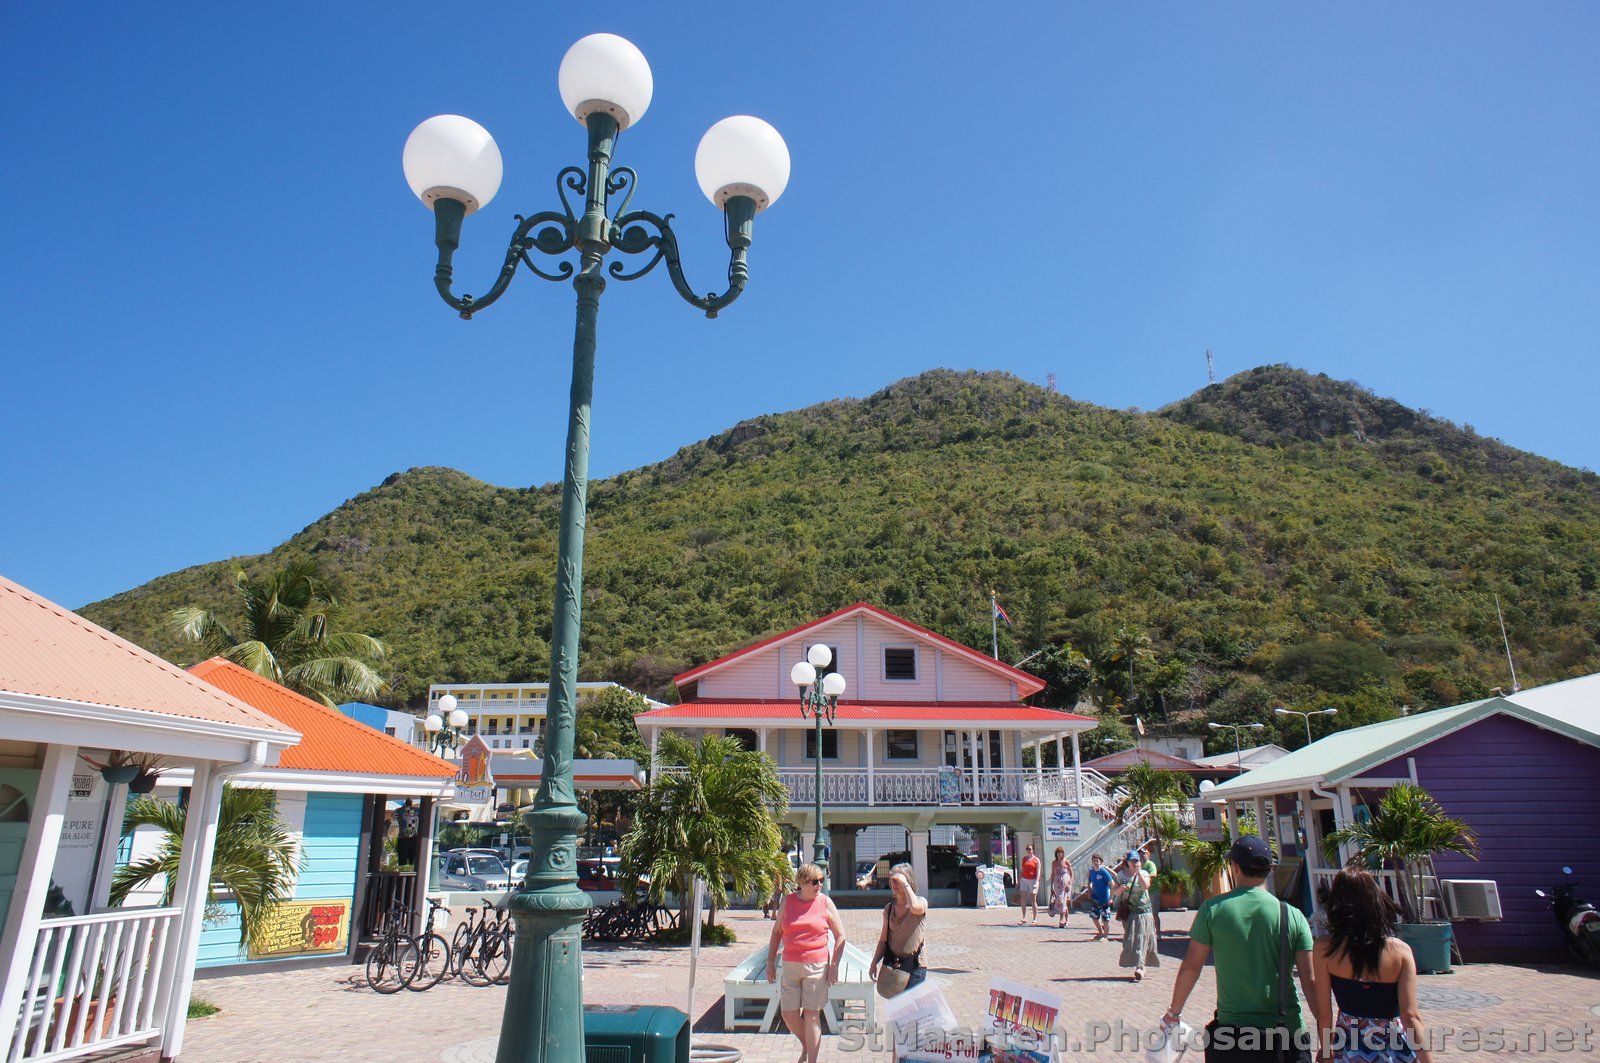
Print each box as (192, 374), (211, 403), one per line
(780, 959), (828, 1011)
(1019, 877), (1038, 899)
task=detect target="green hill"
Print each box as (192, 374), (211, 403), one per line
(80, 367), (1600, 751)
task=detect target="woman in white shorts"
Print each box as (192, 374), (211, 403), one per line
(767, 863), (846, 1063)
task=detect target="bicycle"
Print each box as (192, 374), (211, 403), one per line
(454, 900), (511, 987)
(364, 900), (419, 994)
(406, 896), (453, 991)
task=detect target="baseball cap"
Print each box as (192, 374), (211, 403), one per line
(1228, 836), (1273, 865)
(1125, 850), (1142, 863)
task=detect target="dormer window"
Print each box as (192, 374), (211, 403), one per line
(884, 647), (917, 681)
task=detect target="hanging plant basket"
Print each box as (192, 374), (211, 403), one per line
(100, 764), (139, 786)
(128, 770), (159, 794)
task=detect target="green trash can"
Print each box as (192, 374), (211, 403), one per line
(1395, 922), (1453, 974)
(584, 1004), (690, 1063)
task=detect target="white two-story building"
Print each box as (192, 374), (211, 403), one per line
(423, 681), (666, 754)
(637, 604), (1115, 896)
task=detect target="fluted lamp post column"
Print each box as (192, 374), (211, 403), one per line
(401, 33), (790, 1063)
(790, 645), (846, 888)
(424, 693), (471, 756)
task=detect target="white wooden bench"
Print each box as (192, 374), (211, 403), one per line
(722, 940), (876, 1034)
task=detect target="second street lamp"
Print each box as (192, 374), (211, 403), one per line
(402, 32), (789, 1063)
(1208, 721), (1266, 775)
(423, 694), (470, 756)
(1274, 706), (1338, 748)
(791, 645), (846, 888)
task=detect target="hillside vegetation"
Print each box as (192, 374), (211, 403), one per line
(82, 366), (1600, 753)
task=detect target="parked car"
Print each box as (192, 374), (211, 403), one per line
(439, 849), (512, 892)
(855, 860), (876, 890)
(871, 846), (967, 889)
(576, 858), (618, 893)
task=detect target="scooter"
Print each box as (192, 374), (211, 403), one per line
(1535, 866), (1600, 965)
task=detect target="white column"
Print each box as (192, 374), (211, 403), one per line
(416, 797), (439, 895)
(159, 762), (226, 1062)
(865, 730), (876, 807)
(1070, 731), (1083, 804)
(0, 743), (78, 1055)
(969, 730), (981, 806)
(1334, 786), (1357, 865)
(648, 728), (659, 780)
(1033, 740), (1044, 795)
(91, 773), (131, 911)
(1056, 736), (1067, 779)
(910, 831), (930, 897)
(758, 728), (769, 755)
(800, 831), (816, 867)
(1253, 796), (1269, 847)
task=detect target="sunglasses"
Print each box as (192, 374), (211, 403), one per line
(799, 878), (822, 886)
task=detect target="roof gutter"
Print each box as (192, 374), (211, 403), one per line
(216, 739), (271, 781)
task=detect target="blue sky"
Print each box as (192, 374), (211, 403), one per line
(3, 4), (1596, 610)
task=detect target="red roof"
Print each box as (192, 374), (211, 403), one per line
(189, 659), (457, 778)
(1083, 748), (1236, 774)
(0, 574), (295, 735)
(637, 701), (1092, 726)
(672, 603), (1046, 696)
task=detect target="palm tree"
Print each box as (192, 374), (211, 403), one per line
(1108, 626), (1154, 717)
(621, 733), (788, 928)
(1109, 760), (1195, 868)
(112, 786), (302, 948)
(1178, 816), (1256, 899)
(1322, 782), (1478, 923)
(169, 559), (387, 707)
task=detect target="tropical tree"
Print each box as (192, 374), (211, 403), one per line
(1109, 760), (1196, 869)
(1108, 626), (1155, 715)
(574, 685), (651, 846)
(620, 733), (788, 927)
(112, 786), (302, 948)
(169, 559), (387, 707)
(1322, 782), (1479, 923)
(1178, 815), (1258, 898)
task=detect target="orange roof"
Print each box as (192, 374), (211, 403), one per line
(189, 658), (457, 778)
(0, 573), (295, 735)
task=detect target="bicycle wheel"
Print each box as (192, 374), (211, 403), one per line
(450, 923), (476, 977)
(365, 936), (411, 994)
(492, 929), (513, 985)
(406, 932), (451, 991)
(459, 930), (493, 987)
(475, 928), (510, 986)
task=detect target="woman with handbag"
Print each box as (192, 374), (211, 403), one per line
(1112, 851), (1160, 981)
(1047, 848), (1074, 929)
(766, 863), (846, 1063)
(869, 863), (928, 998)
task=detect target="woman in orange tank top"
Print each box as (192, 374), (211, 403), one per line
(766, 862), (846, 1063)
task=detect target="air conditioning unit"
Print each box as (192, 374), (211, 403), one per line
(1442, 879), (1503, 921)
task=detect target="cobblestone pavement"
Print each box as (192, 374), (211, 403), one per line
(184, 907), (1600, 1062)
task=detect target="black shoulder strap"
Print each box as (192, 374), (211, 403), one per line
(1277, 900), (1291, 1024)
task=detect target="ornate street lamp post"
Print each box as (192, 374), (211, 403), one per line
(401, 33), (789, 1063)
(790, 645), (846, 887)
(423, 693), (471, 756)
(1208, 721), (1266, 774)
(1274, 705), (1338, 748)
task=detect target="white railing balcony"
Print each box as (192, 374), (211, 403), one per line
(7, 907), (181, 1063)
(773, 768), (1102, 808)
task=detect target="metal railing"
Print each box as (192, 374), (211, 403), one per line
(7, 907), (181, 1063)
(654, 762), (1114, 810)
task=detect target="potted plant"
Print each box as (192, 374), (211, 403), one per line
(1323, 782), (1479, 974)
(83, 751), (138, 786)
(127, 753), (167, 795)
(1153, 868), (1192, 909)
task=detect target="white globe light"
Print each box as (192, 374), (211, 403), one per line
(424, 714), (443, 733)
(1198, 780), (1216, 793)
(790, 662), (817, 688)
(821, 672), (846, 698)
(438, 694), (458, 713)
(403, 115), (503, 215)
(448, 708), (469, 729)
(806, 644), (833, 669)
(558, 33), (653, 129)
(695, 116), (790, 212)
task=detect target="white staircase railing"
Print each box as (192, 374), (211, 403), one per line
(7, 907), (181, 1063)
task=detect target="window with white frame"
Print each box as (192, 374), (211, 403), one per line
(803, 730), (839, 760)
(804, 644), (841, 678)
(883, 647), (917, 681)
(885, 730), (920, 760)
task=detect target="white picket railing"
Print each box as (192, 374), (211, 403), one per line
(773, 768), (1105, 807)
(7, 907), (181, 1063)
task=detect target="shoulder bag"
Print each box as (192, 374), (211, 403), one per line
(875, 903), (912, 998)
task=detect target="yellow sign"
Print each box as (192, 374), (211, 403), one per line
(246, 899), (351, 960)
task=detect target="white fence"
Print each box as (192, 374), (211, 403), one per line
(772, 767), (1111, 808)
(6, 907), (181, 1063)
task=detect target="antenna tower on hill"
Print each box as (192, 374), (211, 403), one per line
(1046, 373), (1057, 392)
(1206, 349), (1216, 385)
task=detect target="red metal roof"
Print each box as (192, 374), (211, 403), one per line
(672, 603), (1047, 696)
(189, 659), (458, 778)
(637, 701), (1092, 725)
(0, 574), (294, 735)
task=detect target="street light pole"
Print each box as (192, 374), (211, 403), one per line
(1208, 721), (1266, 774)
(424, 694), (470, 756)
(1273, 706), (1338, 748)
(791, 645), (846, 888)
(402, 34), (789, 1063)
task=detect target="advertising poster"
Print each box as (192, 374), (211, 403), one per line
(984, 976), (1061, 1063)
(1042, 808), (1080, 841)
(977, 867), (1008, 909)
(937, 767), (963, 804)
(246, 899), (351, 960)
(52, 767), (106, 915)
(887, 980), (974, 1063)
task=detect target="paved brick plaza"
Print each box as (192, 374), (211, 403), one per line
(185, 907), (1600, 1062)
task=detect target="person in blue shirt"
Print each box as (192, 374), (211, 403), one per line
(1076, 853), (1116, 941)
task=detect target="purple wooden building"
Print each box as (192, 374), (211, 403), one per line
(1205, 674), (1600, 964)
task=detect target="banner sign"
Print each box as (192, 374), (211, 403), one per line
(1041, 808), (1080, 841)
(246, 899), (351, 960)
(937, 767), (963, 804)
(983, 976), (1061, 1063)
(977, 867), (1008, 909)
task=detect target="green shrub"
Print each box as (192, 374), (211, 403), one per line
(655, 922), (738, 946)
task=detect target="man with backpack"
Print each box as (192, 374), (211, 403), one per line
(1163, 835), (1316, 1062)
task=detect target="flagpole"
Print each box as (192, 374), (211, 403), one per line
(991, 590), (999, 660)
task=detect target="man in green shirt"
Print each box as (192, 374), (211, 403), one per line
(1164, 836), (1315, 1062)
(1140, 840), (1162, 936)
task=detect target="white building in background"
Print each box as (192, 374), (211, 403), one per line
(424, 681), (666, 755)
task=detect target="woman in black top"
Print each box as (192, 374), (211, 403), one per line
(1310, 869), (1433, 1063)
